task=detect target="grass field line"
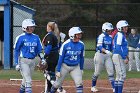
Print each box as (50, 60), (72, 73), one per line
(0, 82), (139, 93)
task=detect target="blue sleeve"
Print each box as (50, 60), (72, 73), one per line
(122, 47), (128, 59)
(80, 45), (84, 70)
(80, 56), (84, 70)
(56, 45), (65, 72)
(56, 55), (63, 72)
(44, 45), (52, 55)
(14, 37), (22, 65)
(14, 50), (20, 65)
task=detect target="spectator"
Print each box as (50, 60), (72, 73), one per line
(128, 28), (140, 72)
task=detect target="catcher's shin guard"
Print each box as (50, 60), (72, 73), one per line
(44, 71), (56, 92)
(44, 71), (56, 84)
(57, 87), (66, 93)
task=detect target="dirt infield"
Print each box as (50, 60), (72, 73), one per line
(0, 79), (140, 93)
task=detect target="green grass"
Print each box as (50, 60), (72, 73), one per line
(0, 69), (140, 80)
(83, 39), (96, 58)
(0, 69), (45, 80)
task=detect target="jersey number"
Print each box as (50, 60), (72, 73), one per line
(70, 55), (77, 61)
(30, 47), (35, 53)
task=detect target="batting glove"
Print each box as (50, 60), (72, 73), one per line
(56, 72), (61, 77)
(15, 64), (20, 71)
(105, 50), (112, 56)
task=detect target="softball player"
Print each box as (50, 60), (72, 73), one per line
(50, 27), (85, 93)
(91, 22), (115, 92)
(14, 19), (46, 93)
(42, 22), (66, 93)
(112, 20), (129, 93)
(128, 28), (140, 72)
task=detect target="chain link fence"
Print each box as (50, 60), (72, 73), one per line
(12, 3), (140, 70)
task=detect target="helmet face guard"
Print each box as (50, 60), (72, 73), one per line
(116, 20), (129, 31)
(102, 22), (114, 32)
(22, 19), (36, 31)
(69, 27), (82, 39)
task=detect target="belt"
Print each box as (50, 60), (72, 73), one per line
(23, 57), (35, 59)
(65, 63), (78, 66)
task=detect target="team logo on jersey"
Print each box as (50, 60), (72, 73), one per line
(66, 47), (71, 50)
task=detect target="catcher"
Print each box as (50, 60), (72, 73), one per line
(40, 22), (66, 93)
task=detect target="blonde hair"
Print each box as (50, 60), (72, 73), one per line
(47, 22), (60, 44)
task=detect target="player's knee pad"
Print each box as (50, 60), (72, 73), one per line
(92, 75), (98, 81)
(45, 71), (56, 85)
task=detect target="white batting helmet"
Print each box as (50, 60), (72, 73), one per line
(116, 20), (129, 31)
(102, 22), (113, 32)
(68, 27), (82, 39)
(22, 19), (36, 31)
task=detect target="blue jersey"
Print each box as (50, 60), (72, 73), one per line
(113, 32), (128, 59)
(128, 33), (140, 48)
(14, 32), (43, 65)
(56, 39), (85, 72)
(96, 32), (113, 52)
